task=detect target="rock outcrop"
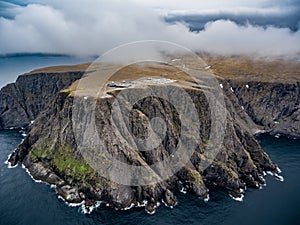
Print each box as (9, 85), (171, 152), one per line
(5, 58), (298, 213)
(229, 81), (300, 138)
(8, 71), (282, 213)
(0, 69), (86, 129)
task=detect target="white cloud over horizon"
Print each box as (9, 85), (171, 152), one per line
(0, 0), (300, 58)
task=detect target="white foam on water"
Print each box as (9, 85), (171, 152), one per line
(259, 176), (266, 183)
(22, 164), (46, 184)
(229, 193), (244, 202)
(180, 187), (187, 194)
(266, 171), (285, 182)
(263, 171), (267, 176)
(121, 203), (135, 211)
(275, 174), (284, 182)
(276, 167), (282, 173)
(255, 182), (260, 189)
(161, 199), (168, 207)
(58, 195), (84, 207)
(145, 201), (162, 215)
(5, 152), (19, 169)
(4, 153), (12, 164)
(275, 134), (280, 138)
(7, 163), (18, 169)
(146, 209), (156, 215)
(161, 199), (177, 209)
(137, 200), (148, 207)
(79, 201), (102, 214)
(203, 194), (210, 202)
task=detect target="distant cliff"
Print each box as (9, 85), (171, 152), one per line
(229, 80), (300, 138)
(0, 66), (88, 129)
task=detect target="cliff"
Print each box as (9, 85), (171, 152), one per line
(0, 64), (89, 129)
(206, 56), (300, 138)
(230, 81), (300, 138)
(7, 58), (296, 213)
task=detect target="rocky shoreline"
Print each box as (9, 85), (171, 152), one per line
(2, 59), (299, 214)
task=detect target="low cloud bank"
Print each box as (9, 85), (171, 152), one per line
(0, 0), (299, 58)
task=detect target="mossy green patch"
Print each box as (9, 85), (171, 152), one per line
(216, 161), (239, 180)
(30, 142), (52, 161)
(53, 144), (95, 184)
(184, 166), (203, 185)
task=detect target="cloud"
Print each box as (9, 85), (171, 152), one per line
(0, 0), (299, 58)
(165, 7), (300, 32)
(133, 0), (273, 11)
(185, 20), (300, 56)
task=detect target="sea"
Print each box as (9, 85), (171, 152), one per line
(0, 55), (300, 225)
(0, 54), (94, 88)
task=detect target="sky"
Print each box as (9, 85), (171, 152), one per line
(0, 0), (300, 58)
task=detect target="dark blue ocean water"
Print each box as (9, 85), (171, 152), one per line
(0, 130), (299, 225)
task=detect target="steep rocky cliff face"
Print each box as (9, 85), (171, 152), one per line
(229, 80), (300, 138)
(206, 56), (300, 138)
(5, 59), (298, 213)
(0, 71), (84, 129)
(8, 74), (280, 213)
